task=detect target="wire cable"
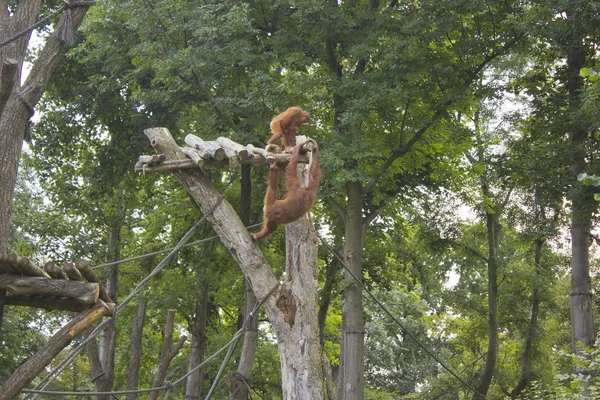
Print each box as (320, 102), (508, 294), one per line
(25, 173), (238, 399)
(317, 233), (488, 400)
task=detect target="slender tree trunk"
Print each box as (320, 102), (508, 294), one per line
(510, 239), (543, 398)
(319, 256), (339, 400)
(229, 164), (257, 400)
(185, 283), (209, 399)
(566, 32), (595, 378)
(473, 211), (499, 399)
(337, 181), (365, 400)
(89, 196), (123, 400)
(126, 298), (147, 400)
(150, 310), (187, 400)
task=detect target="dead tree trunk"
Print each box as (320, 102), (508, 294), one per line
(150, 309), (187, 400)
(228, 164), (258, 400)
(0, 300), (113, 400)
(143, 127), (324, 398)
(185, 285), (210, 399)
(126, 298), (147, 400)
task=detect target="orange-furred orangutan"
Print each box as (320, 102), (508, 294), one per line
(268, 107), (311, 150)
(251, 142), (321, 241)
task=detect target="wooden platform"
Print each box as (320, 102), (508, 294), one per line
(0, 255), (115, 313)
(135, 134), (313, 173)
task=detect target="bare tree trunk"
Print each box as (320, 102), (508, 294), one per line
(566, 32), (595, 387)
(143, 127), (324, 398)
(88, 195), (123, 400)
(126, 298), (147, 400)
(510, 239), (543, 398)
(185, 284), (209, 399)
(228, 163), (257, 400)
(337, 181), (365, 400)
(319, 256), (339, 400)
(473, 209), (500, 399)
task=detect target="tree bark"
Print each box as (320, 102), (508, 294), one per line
(319, 255), (339, 400)
(229, 163), (257, 400)
(510, 239), (543, 398)
(126, 298), (147, 400)
(150, 309), (187, 400)
(185, 284), (209, 399)
(473, 208), (500, 399)
(565, 29), (595, 378)
(143, 127), (324, 398)
(0, 300), (112, 400)
(88, 196), (123, 400)
(337, 181), (365, 400)
(0, 3), (91, 258)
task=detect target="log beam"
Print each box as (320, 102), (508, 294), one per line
(0, 300), (112, 400)
(0, 275), (99, 305)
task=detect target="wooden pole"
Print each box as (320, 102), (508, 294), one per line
(0, 300), (112, 400)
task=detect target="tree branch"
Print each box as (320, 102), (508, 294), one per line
(20, 5), (92, 107)
(323, 196), (348, 224)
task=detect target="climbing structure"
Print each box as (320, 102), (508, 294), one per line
(135, 133), (312, 173)
(0, 255), (115, 399)
(0, 255), (114, 313)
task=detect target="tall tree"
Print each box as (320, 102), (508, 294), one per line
(0, 0), (93, 258)
(516, 0), (600, 377)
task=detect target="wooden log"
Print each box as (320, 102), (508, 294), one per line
(0, 300), (112, 400)
(0, 256), (20, 275)
(216, 137), (250, 161)
(44, 261), (68, 280)
(7, 254), (50, 277)
(75, 259), (112, 303)
(136, 159), (199, 173)
(64, 262), (83, 281)
(184, 134), (226, 161)
(134, 152), (310, 174)
(247, 144), (276, 164)
(19, 257), (50, 278)
(5, 295), (93, 312)
(181, 147), (206, 167)
(138, 154), (166, 165)
(0, 275), (99, 304)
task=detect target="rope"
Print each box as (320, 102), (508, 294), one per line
(23, 387), (166, 396)
(0, 1), (96, 50)
(317, 233), (488, 400)
(91, 223), (263, 270)
(26, 173), (238, 399)
(171, 283), (279, 388)
(204, 333), (240, 400)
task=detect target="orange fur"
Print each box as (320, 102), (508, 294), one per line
(268, 107), (311, 150)
(252, 143), (321, 241)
